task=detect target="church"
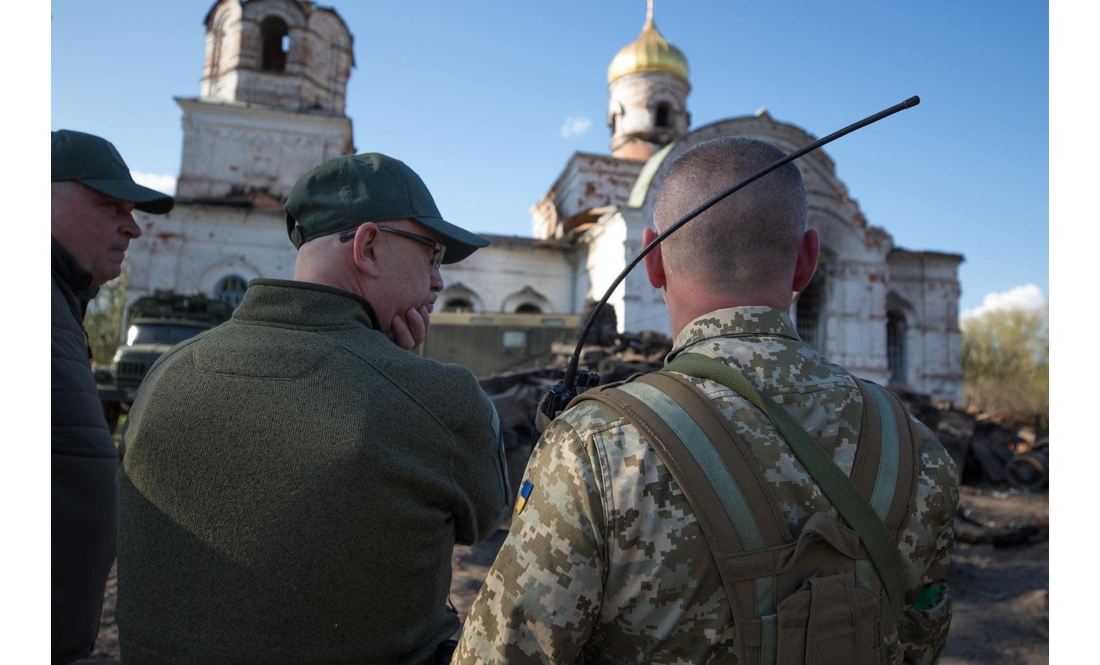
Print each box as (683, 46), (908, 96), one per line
(126, 0), (964, 402)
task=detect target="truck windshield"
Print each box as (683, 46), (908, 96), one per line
(126, 323), (208, 347)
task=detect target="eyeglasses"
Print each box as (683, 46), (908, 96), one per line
(339, 224), (446, 270)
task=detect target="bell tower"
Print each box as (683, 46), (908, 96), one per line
(607, 0), (690, 161)
(176, 0), (356, 204)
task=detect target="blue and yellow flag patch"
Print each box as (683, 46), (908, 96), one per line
(515, 480), (534, 515)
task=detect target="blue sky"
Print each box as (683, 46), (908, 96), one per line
(50, 0), (1049, 317)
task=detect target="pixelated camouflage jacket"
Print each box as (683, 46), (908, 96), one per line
(454, 306), (958, 665)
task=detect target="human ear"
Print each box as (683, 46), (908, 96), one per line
(791, 228), (819, 293)
(642, 226), (666, 289)
(352, 223), (382, 279)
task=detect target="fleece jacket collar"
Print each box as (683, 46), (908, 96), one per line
(233, 278), (384, 332)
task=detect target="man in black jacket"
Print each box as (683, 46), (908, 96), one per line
(51, 129), (173, 664)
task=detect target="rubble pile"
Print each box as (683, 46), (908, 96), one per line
(481, 332), (1048, 512)
(480, 330), (674, 494)
(895, 390), (1048, 492)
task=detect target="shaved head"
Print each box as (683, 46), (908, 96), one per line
(653, 137), (808, 298)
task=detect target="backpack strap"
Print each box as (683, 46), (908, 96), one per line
(664, 353), (908, 619)
(848, 378), (918, 532)
(868, 380), (918, 537)
(574, 373), (793, 661)
(844, 376), (915, 599)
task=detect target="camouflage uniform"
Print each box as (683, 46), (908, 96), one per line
(454, 306), (957, 664)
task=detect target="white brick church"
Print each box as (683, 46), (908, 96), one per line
(127, 0), (964, 402)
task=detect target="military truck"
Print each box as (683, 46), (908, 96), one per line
(418, 311), (582, 378)
(97, 290), (233, 431)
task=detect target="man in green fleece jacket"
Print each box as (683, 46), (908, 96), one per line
(117, 153), (509, 664)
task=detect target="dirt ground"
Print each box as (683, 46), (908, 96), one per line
(75, 486), (1047, 664)
(939, 487), (1049, 664)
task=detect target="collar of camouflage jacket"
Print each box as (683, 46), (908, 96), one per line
(667, 306), (801, 362)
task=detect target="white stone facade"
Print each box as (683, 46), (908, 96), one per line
(176, 99), (353, 202)
(129, 206), (292, 301)
(129, 0), (353, 303)
(885, 249), (964, 399)
(178, 0), (355, 203)
(437, 236), (574, 315)
(202, 0), (353, 114)
(125, 0), (965, 403)
(608, 71), (690, 160)
(530, 153), (644, 240)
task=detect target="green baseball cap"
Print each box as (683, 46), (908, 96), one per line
(284, 153), (489, 263)
(51, 129), (174, 215)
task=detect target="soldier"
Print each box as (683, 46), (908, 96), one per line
(51, 129), (174, 664)
(455, 137), (957, 663)
(116, 153), (509, 664)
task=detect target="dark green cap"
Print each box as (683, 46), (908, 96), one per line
(284, 153), (489, 263)
(52, 129), (174, 214)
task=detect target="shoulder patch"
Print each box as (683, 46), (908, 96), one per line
(515, 479), (534, 515)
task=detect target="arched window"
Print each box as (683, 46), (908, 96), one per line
(796, 276), (824, 349)
(439, 283), (484, 313)
(443, 298), (474, 313)
(887, 311), (908, 385)
(655, 102), (671, 128)
(502, 286), (550, 314)
(214, 275), (249, 308)
(261, 16), (289, 72)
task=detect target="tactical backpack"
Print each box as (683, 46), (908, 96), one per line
(571, 353), (919, 664)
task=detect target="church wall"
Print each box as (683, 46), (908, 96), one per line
(202, 0), (352, 114)
(571, 243), (592, 317)
(439, 240), (573, 314)
(887, 251), (964, 402)
(818, 259), (890, 386)
(576, 212), (630, 329)
(608, 71), (690, 159)
(127, 205), (295, 304)
(203, 1), (243, 89)
(530, 193), (558, 241)
(202, 69), (241, 104)
(176, 99), (352, 200)
(230, 70), (304, 109)
(618, 206), (672, 335)
(533, 154), (643, 238)
(300, 12), (354, 114)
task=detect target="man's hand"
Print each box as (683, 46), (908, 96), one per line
(389, 304), (431, 351)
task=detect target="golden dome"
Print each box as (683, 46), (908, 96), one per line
(607, 1), (689, 85)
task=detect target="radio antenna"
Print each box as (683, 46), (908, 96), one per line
(562, 95), (921, 389)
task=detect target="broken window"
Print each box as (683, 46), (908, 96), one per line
(796, 275), (824, 349)
(214, 275), (248, 308)
(655, 102), (671, 128)
(443, 298), (474, 313)
(261, 16), (289, 72)
(887, 311), (908, 385)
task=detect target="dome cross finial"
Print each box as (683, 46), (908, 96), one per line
(607, 0), (689, 85)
